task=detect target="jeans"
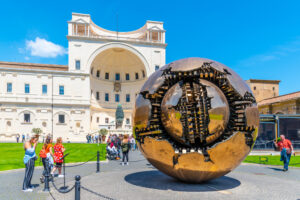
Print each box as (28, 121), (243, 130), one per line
(281, 148), (292, 170)
(122, 151), (129, 163)
(23, 157), (35, 190)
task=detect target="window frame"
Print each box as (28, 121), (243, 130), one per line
(24, 113), (31, 123)
(115, 94), (120, 102)
(105, 72), (109, 80)
(135, 72), (139, 80)
(24, 83), (30, 94)
(96, 70), (100, 78)
(126, 94), (130, 102)
(96, 91), (100, 100)
(115, 73), (120, 81)
(105, 93), (109, 102)
(75, 60), (81, 70)
(58, 114), (65, 124)
(7, 82), (12, 93)
(59, 85), (65, 95)
(42, 84), (47, 94)
(125, 73), (130, 81)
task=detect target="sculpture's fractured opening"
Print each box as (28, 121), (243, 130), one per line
(135, 62), (256, 157)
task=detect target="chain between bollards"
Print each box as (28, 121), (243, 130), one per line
(96, 150), (100, 173)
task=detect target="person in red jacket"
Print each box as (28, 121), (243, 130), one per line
(51, 137), (65, 177)
(274, 135), (294, 171)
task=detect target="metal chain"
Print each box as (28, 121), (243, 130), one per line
(51, 180), (75, 193)
(65, 155), (98, 168)
(81, 185), (116, 200)
(49, 190), (56, 200)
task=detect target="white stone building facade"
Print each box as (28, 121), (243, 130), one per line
(0, 13), (166, 142)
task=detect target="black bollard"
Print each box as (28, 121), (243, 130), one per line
(96, 151), (100, 173)
(75, 175), (81, 200)
(43, 162), (50, 192)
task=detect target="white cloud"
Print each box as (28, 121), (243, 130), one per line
(25, 37), (67, 58)
(24, 56), (30, 60)
(237, 37), (300, 67)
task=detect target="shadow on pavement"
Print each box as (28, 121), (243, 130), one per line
(124, 170), (240, 192)
(267, 167), (283, 171)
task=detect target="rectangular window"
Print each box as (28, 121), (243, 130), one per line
(96, 70), (100, 78)
(59, 85), (64, 95)
(24, 113), (30, 123)
(75, 60), (81, 70)
(125, 73), (130, 81)
(97, 117), (99, 123)
(105, 93), (109, 102)
(155, 65), (160, 71)
(42, 84), (47, 94)
(135, 73), (139, 80)
(58, 114), (65, 124)
(25, 84), (30, 94)
(126, 118), (130, 124)
(142, 70), (145, 78)
(7, 83), (12, 93)
(105, 72), (109, 80)
(105, 118), (109, 124)
(115, 73), (120, 81)
(96, 92), (100, 100)
(115, 94), (120, 102)
(126, 94), (130, 102)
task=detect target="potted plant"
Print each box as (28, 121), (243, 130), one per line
(99, 128), (108, 143)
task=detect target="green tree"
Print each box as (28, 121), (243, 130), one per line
(115, 104), (124, 129)
(32, 128), (43, 135)
(99, 128), (108, 136)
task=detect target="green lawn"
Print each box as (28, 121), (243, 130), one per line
(0, 143), (106, 171)
(243, 155), (300, 167)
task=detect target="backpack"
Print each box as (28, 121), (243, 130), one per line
(122, 143), (129, 152)
(39, 148), (47, 158)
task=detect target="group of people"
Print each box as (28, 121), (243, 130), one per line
(86, 134), (102, 143)
(22, 135), (65, 192)
(106, 134), (137, 165)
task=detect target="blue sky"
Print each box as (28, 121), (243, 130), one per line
(1, 0), (300, 95)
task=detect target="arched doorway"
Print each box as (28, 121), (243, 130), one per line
(89, 46), (148, 132)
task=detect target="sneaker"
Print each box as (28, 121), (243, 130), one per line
(126, 162), (129, 165)
(58, 175), (64, 178)
(22, 188), (33, 192)
(121, 162), (124, 166)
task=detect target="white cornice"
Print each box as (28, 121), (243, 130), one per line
(67, 35), (167, 48)
(0, 67), (89, 76)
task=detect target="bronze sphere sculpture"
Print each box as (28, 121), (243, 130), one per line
(133, 57), (259, 183)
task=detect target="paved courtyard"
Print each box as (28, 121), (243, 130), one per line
(0, 151), (299, 200)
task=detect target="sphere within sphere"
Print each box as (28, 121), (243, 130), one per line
(133, 58), (259, 183)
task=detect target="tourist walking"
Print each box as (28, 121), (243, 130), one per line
(22, 135), (38, 192)
(22, 134), (25, 143)
(16, 134), (20, 143)
(44, 137), (54, 174)
(121, 134), (130, 166)
(274, 134), (294, 171)
(51, 137), (65, 177)
(130, 136), (136, 151)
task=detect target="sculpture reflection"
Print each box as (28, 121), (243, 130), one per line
(133, 58), (259, 183)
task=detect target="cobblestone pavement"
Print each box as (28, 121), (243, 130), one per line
(1, 151), (300, 200)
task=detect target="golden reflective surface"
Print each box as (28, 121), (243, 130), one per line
(133, 57), (259, 183)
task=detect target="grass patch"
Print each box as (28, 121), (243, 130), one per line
(0, 143), (106, 171)
(243, 155), (300, 167)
